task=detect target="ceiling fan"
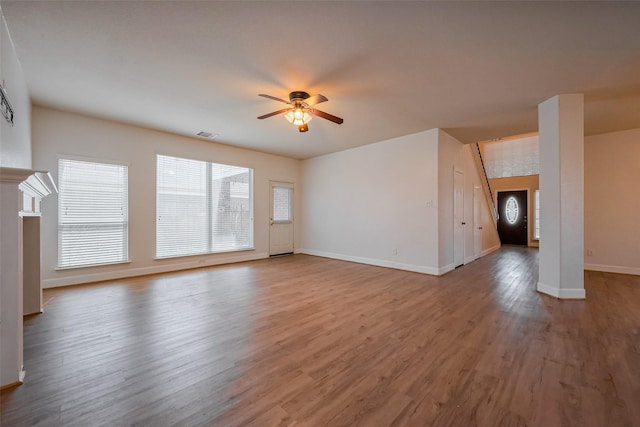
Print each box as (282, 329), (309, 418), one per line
(257, 91), (343, 132)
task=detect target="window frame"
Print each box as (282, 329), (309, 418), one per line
(534, 189), (540, 241)
(57, 155), (130, 270)
(155, 154), (254, 259)
(271, 184), (293, 224)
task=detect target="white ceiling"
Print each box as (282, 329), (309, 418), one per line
(3, 1), (639, 159)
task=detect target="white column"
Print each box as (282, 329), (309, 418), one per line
(537, 94), (585, 299)
(0, 169), (29, 387)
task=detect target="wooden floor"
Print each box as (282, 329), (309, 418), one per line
(1, 248), (639, 426)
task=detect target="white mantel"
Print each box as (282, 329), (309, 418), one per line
(0, 167), (56, 388)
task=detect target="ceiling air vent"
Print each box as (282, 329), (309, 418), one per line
(196, 131), (218, 139)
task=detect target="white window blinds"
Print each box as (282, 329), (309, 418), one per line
(156, 155), (253, 258)
(58, 158), (129, 268)
(272, 186), (292, 222)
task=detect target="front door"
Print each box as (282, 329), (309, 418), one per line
(269, 182), (294, 256)
(497, 190), (528, 246)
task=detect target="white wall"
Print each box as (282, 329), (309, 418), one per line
(437, 130), (500, 272)
(585, 128), (640, 275)
(33, 107), (301, 287)
(0, 9), (31, 168)
(300, 129), (441, 274)
(537, 94), (585, 299)
(437, 130), (458, 270)
(0, 8), (32, 386)
(300, 128), (499, 275)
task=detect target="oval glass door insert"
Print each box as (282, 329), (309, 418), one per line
(506, 196), (519, 224)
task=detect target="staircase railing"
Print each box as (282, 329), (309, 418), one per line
(471, 142), (497, 225)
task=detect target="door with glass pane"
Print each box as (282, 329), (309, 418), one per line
(269, 182), (294, 256)
(497, 190), (528, 246)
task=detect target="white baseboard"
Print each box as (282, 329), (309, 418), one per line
(438, 263), (455, 275)
(43, 252), (269, 288)
(584, 263), (640, 276)
(463, 245), (500, 265)
(481, 244), (501, 257)
(298, 249), (442, 276)
(537, 281), (586, 299)
(1, 367), (26, 390)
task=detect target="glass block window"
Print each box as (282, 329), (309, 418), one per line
(484, 135), (539, 179)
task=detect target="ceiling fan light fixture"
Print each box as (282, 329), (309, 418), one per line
(258, 91), (341, 131)
(284, 110), (295, 124)
(284, 108), (312, 127)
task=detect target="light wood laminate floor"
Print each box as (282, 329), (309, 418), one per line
(1, 248), (639, 426)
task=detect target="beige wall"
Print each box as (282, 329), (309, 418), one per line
(33, 107), (301, 287)
(585, 128), (640, 275)
(489, 175), (539, 247)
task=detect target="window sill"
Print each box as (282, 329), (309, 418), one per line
(56, 260), (132, 271)
(154, 247), (256, 261)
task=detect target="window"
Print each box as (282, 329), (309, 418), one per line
(534, 189), (540, 240)
(272, 186), (292, 222)
(505, 196), (519, 224)
(483, 136), (539, 179)
(58, 158), (129, 268)
(156, 155), (253, 258)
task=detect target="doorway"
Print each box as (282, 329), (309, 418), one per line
(497, 190), (528, 246)
(269, 181), (294, 256)
(453, 170), (465, 268)
(473, 186), (482, 260)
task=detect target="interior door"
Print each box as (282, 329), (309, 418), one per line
(269, 182), (294, 256)
(497, 190), (528, 246)
(453, 170), (465, 268)
(473, 186), (482, 260)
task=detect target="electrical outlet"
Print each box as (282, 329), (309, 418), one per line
(586, 249), (593, 256)
(392, 248), (398, 256)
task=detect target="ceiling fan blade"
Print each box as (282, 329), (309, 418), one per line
(258, 94), (291, 104)
(305, 94), (328, 107)
(310, 108), (344, 124)
(257, 108), (290, 119)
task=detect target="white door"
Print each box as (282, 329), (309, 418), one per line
(473, 186), (482, 260)
(453, 170), (465, 268)
(269, 182), (294, 256)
